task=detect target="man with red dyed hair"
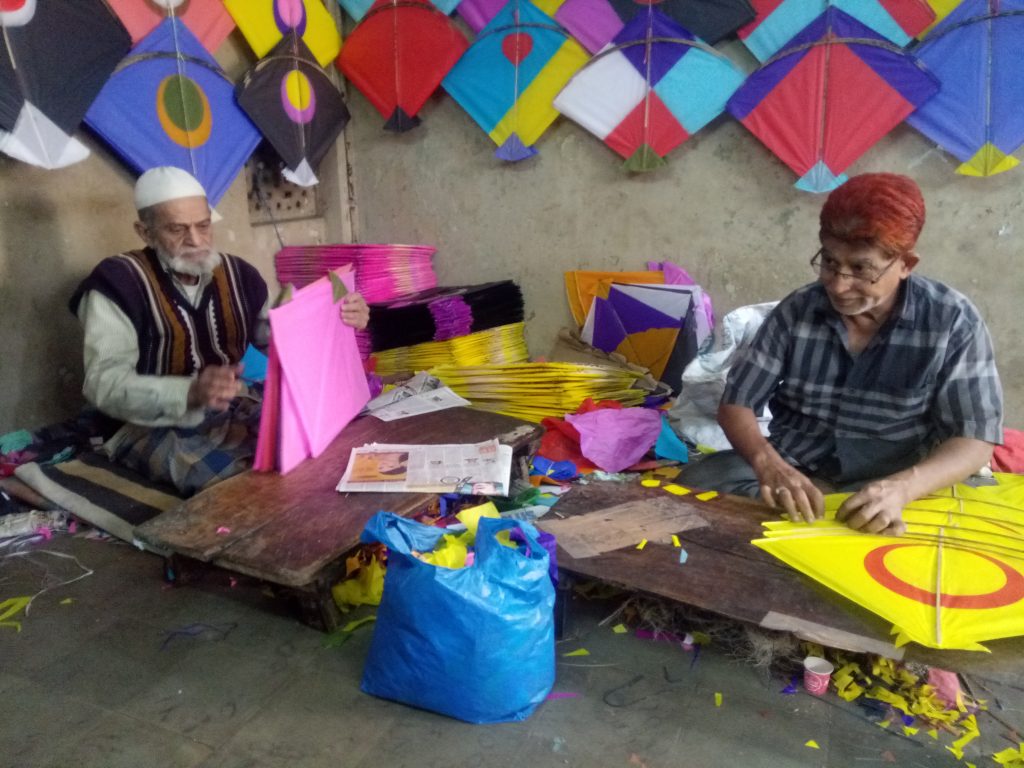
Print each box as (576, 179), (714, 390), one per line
(678, 173), (1003, 535)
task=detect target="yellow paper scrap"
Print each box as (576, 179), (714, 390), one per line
(866, 686), (910, 714)
(928, 729), (939, 740)
(696, 491), (718, 501)
(332, 556), (386, 608)
(966, 763), (977, 768)
(564, 648), (590, 657)
(0, 597), (31, 633)
(945, 716), (980, 761)
(671, 535), (681, 548)
(636, 539), (648, 550)
(902, 726), (919, 736)
(662, 484), (691, 496)
(654, 466), (681, 479)
(60, 598), (73, 605)
(714, 692), (723, 707)
(341, 615), (376, 633)
(993, 746), (1024, 765)
(457, 502), (500, 538)
(805, 741), (820, 749)
(877, 720), (891, 729)
(691, 631), (711, 645)
(641, 479), (661, 488)
(836, 682), (864, 702)
(612, 624), (628, 634)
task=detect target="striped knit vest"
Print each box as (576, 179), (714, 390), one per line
(70, 248), (268, 376)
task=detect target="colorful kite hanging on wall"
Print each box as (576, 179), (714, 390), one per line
(754, 474), (1024, 651)
(0, 0), (131, 169)
(920, 0), (965, 33)
(337, 0), (469, 132)
(85, 19), (262, 205)
(905, 0), (1024, 177)
(738, 0), (935, 62)
(554, 9), (745, 172)
(458, 0), (755, 53)
(106, 0), (236, 52)
(237, 37), (350, 187)
(337, 0), (463, 22)
(443, 0), (589, 162)
(727, 8), (940, 193)
(224, 0), (342, 67)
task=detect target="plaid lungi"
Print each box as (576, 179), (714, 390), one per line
(102, 395), (262, 497)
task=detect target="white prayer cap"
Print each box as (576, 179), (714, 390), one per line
(134, 166), (222, 221)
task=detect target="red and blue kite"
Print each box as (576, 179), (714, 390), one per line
(728, 8), (940, 192)
(738, 0), (935, 61)
(338, 0), (463, 22)
(459, 0), (754, 53)
(906, 0), (1024, 177)
(554, 9), (745, 171)
(443, 0), (589, 161)
(85, 19), (262, 205)
(337, 0), (469, 132)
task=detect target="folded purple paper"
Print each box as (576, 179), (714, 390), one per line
(565, 408), (663, 473)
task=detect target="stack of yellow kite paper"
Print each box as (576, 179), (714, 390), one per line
(432, 361), (651, 422)
(372, 323), (529, 376)
(752, 474), (1024, 651)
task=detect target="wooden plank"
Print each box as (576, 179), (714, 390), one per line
(134, 407), (542, 587)
(548, 481), (1024, 680)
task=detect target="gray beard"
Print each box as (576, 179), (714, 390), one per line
(157, 248), (222, 278)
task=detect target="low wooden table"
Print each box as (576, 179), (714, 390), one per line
(135, 407), (542, 630)
(547, 481), (1024, 682)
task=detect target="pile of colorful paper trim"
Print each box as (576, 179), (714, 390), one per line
(274, 244), (438, 301)
(373, 323), (529, 376)
(432, 362), (657, 422)
(366, 281), (524, 350)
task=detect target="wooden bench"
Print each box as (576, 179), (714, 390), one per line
(134, 407), (543, 631)
(547, 481), (1024, 681)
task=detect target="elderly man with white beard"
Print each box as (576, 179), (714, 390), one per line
(70, 166), (369, 494)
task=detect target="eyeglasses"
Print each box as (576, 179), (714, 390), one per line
(810, 248), (899, 285)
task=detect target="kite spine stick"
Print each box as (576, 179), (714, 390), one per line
(935, 527), (945, 647)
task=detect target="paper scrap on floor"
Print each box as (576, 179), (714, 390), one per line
(336, 439), (512, 495)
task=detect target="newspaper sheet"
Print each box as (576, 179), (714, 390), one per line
(369, 387), (471, 422)
(335, 439), (512, 495)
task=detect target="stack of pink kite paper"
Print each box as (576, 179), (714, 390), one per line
(254, 267), (371, 475)
(274, 244), (438, 301)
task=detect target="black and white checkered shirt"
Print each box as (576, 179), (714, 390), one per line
(722, 275), (1004, 483)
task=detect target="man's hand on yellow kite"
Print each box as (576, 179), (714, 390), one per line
(757, 453), (825, 524)
(836, 478), (910, 536)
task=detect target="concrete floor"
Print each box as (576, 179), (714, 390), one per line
(2, 535), (1022, 768)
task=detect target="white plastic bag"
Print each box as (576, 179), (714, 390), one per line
(668, 302), (778, 450)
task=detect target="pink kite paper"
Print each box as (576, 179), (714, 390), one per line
(255, 267), (370, 474)
(565, 407), (662, 473)
(105, 0), (236, 52)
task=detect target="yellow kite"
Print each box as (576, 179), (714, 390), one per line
(753, 474), (1024, 651)
(224, 0), (341, 67)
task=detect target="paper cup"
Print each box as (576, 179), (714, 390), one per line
(803, 656), (834, 696)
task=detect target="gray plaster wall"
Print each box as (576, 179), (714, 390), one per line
(344, 92), (1024, 427)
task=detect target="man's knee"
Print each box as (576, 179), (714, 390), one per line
(676, 451), (761, 498)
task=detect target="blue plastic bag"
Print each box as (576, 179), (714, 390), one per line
(359, 512), (555, 724)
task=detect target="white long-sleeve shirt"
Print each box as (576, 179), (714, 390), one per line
(77, 267), (269, 428)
